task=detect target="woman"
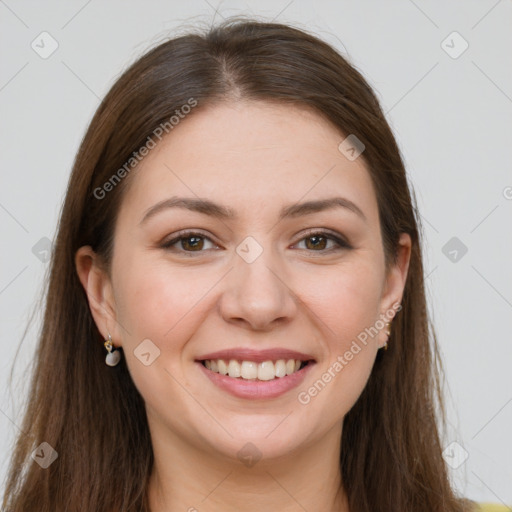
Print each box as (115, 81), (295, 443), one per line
(2, 18), (499, 512)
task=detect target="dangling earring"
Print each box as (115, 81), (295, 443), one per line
(104, 333), (121, 366)
(382, 321), (392, 351)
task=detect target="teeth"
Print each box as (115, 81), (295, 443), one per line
(217, 359), (228, 375)
(228, 359), (241, 378)
(274, 360), (287, 378)
(258, 361), (275, 381)
(203, 358), (306, 380)
(241, 361), (258, 379)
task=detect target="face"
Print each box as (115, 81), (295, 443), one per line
(78, 100), (410, 464)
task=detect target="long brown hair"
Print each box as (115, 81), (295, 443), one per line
(3, 18), (477, 512)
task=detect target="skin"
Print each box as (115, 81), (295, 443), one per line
(76, 100), (411, 512)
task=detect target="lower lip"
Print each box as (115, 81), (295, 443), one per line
(196, 361), (315, 400)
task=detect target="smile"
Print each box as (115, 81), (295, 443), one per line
(202, 358), (310, 381)
(196, 356), (316, 400)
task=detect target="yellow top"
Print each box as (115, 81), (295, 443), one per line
(478, 504), (511, 511)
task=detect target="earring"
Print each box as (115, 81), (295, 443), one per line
(104, 333), (121, 366)
(382, 322), (392, 351)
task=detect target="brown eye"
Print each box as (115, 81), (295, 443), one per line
(161, 232), (217, 253)
(295, 231), (351, 253)
(180, 236), (205, 251)
(304, 235), (328, 251)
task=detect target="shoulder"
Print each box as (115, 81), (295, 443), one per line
(477, 504), (511, 512)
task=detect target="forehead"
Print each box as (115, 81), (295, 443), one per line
(117, 100), (379, 227)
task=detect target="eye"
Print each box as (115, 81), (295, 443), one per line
(161, 229), (352, 255)
(293, 230), (351, 253)
(161, 231), (218, 253)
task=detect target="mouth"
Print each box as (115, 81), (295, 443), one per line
(195, 350), (317, 399)
(199, 358), (314, 381)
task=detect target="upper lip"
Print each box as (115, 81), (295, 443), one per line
(196, 348), (316, 363)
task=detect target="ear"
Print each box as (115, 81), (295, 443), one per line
(75, 246), (122, 347)
(377, 232), (412, 347)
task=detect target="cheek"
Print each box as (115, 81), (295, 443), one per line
(301, 257), (383, 345)
(294, 258), (382, 418)
(113, 256), (216, 342)
(110, 257), (211, 415)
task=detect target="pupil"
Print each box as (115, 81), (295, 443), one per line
(183, 236), (203, 251)
(306, 236), (326, 250)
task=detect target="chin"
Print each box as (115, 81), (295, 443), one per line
(198, 416), (309, 463)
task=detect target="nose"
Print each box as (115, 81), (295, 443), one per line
(218, 246), (298, 332)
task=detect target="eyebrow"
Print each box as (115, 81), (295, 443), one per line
(140, 196), (367, 225)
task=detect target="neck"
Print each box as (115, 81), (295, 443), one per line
(147, 420), (349, 512)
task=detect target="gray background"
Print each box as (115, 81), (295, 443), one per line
(1, 0), (511, 505)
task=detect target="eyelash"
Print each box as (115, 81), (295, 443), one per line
(160, 229), (352, 255)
